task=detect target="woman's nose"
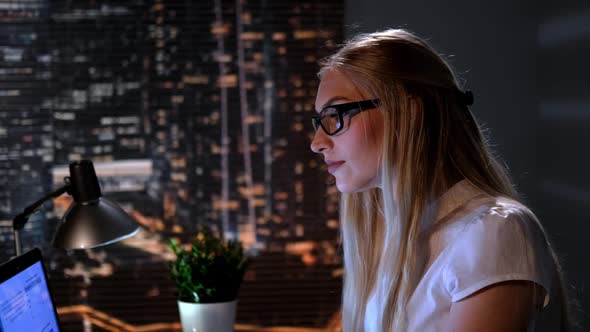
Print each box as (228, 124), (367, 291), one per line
(310, 128), (331, 153)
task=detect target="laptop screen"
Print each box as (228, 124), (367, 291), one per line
(0, 248), (61, 332)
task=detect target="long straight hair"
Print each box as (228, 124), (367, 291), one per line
(318, 29), (572, 331)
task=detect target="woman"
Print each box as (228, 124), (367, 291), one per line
(310, 29), (572, 331)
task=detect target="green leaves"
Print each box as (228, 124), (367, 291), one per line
(167, 226), (248, 303)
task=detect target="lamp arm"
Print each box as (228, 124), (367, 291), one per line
(12, 182), (71, 232)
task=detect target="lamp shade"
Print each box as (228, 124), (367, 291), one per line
(52, 160), (139, 249)
(53, 197), (139, 249)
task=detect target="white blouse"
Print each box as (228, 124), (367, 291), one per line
(364, 180), (561, 331)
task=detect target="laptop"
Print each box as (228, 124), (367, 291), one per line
(0, 248), (61, 332)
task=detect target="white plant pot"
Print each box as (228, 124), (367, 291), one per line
(177, 299), (237, 332)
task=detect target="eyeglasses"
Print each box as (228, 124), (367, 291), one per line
(312, 99), (381, 136)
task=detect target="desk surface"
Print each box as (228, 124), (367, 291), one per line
(57, 305), (337, 332)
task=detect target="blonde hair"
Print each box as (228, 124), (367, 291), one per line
(318, 29), (572, 331)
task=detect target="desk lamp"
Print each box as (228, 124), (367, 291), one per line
(12, 160), (139, 256)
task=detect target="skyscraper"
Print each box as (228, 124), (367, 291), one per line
(0, 0), (53, 259)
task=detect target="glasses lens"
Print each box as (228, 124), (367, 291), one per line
(312, 117), (320, 132)
(320, 107), (341, 134)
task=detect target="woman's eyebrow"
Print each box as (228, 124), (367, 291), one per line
(318, 96), (350, 110)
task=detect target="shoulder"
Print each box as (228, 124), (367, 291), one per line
(436, 195), (546, 250)
(457, 197), (546, 249)
(451, 197), (549, 261)
(441, 196), (555, 305)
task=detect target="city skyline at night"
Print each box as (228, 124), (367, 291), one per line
(0, 0), (344, 328)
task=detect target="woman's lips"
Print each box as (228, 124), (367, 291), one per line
(327, 161), (345, 174)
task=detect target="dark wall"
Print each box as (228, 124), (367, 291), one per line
(345, 0), (588, 329)
(538, 1), (590, 329)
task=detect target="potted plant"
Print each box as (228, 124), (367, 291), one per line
(168, 226), (248, 332)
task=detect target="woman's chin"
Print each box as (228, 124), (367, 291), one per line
(334, 179), (351, 193)
(335, 177), (378, 193)
(335, 180), (360, 193)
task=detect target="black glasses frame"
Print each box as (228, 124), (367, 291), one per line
(312, 98), (381, 136)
